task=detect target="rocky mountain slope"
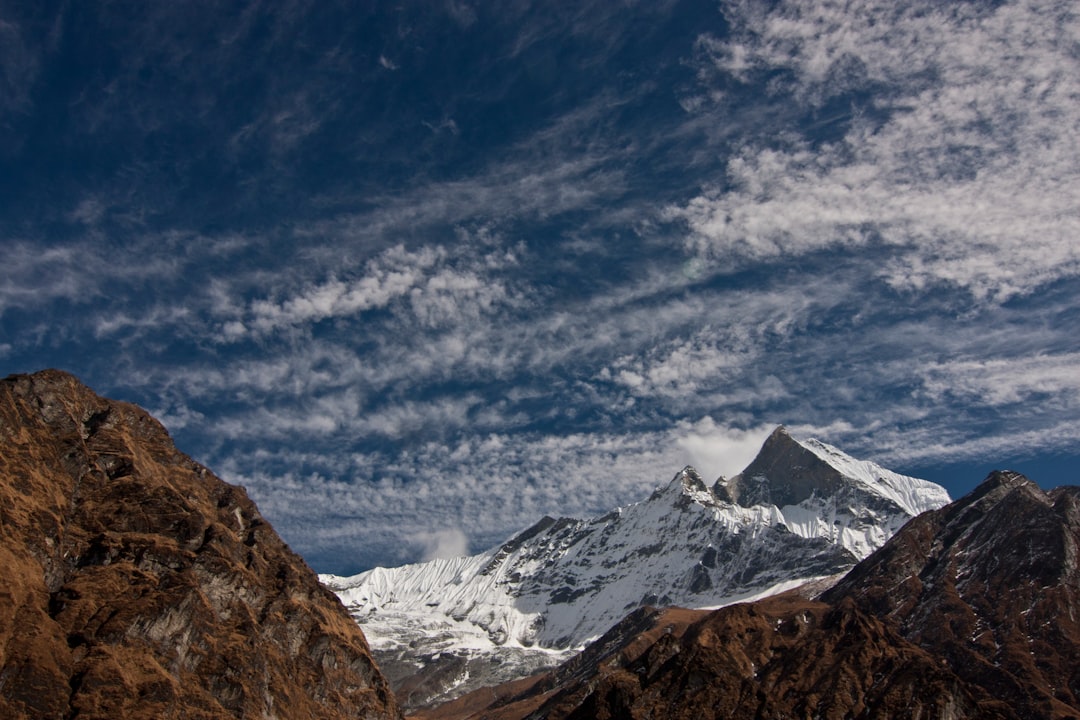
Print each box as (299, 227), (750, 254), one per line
(325, 426), (950, 709)
(822, 470), (1080, 719)
(0, 370), (401, 720)
(433, 470), (1080, 720)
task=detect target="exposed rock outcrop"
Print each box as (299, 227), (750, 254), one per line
(823, 470), (1080, 719)
(0, 370), (401, 720)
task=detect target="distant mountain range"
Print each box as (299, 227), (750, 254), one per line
(323, 426), (951, 709)
(423, 470), (1080, 720)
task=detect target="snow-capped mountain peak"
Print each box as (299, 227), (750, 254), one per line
(648, 465), (716, 508)
(716, 426), (949, 517)
(323, 426), (951, 710)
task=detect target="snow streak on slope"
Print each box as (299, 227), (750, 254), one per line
(799, 438), (949, 518)
(322, 426), (950, 708)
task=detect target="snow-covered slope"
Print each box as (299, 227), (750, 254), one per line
(322, 426), (950, 709)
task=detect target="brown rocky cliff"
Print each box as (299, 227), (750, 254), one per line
(426, 592), (997, 720)
(0, 369), (401, 720)
(824, 470), (1080, 719)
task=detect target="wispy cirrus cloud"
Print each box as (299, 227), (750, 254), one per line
(0, 12), (43, 119)
(233, 240), (524, 338)
(917, 353), (1080, 408)
(6, 0), (1080, 576)
(240, 245), (442, 336)
(671, 0), (1080, 302)
(849, 419), (1080, 474)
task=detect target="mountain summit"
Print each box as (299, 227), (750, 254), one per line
(325, 425), (949, 709)
(714, 425), (832, 506)
(716, 426), (944, 517)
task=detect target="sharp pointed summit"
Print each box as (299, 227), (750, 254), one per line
(715, 425), (834, 506)
(716, 425), (950, 519)
(325, 426), (950, 711)
(649, 466), (715, 508)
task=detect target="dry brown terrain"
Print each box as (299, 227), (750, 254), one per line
(0, 369), (401, 719)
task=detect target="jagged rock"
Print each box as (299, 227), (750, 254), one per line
(714, 425), (845, 506)
(436, 470), (1080, 719)
(0, 370), (401, 720)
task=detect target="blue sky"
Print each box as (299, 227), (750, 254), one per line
(2, 0), (1078, 574)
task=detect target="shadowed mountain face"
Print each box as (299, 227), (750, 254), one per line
(423, 471), (1080, 720)
(0, 370), (400, 720)
(717, 425), (859, 507)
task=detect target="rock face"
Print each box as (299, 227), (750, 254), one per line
(823, 470), (1080, 719)
(0, 370), (401, 720)
(325, 425), (949, 710)
(436, 471), (1080, 719)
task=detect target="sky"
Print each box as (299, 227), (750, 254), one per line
(1, 0), (1078, 574)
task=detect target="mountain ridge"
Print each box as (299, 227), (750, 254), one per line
(0, 369), (401, 719)
(421, 469), (1080, 720)
(326, 425), (950, 709)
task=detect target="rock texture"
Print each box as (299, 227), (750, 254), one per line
(0, 370), (401, 720)
(425, 471), (1080, 719)
(823, 470), (1080, 719)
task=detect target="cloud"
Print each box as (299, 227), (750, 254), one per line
(674, 419), (775, 481)
(303, 153), (628, 248)
(0, 228), (254, 327)
(216, 238), (524, 339)
(917, 353), (1080, 408)
(416, 528), (470, 561)
(245, 248), (438, 334)
(671, 0), (1080, 302)
(857, 419), (1080, 469)
(0, 12), (43, 117)
(0, 243), (97, 312)
(69, 198), (107, 226)
(229, 89), (325, 156)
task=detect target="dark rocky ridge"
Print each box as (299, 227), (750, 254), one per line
(823, 470), (1080, 719)
(425, 470), (1080, 719)
(716, 425), (855, 507)
(0, 370), (401, 719)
